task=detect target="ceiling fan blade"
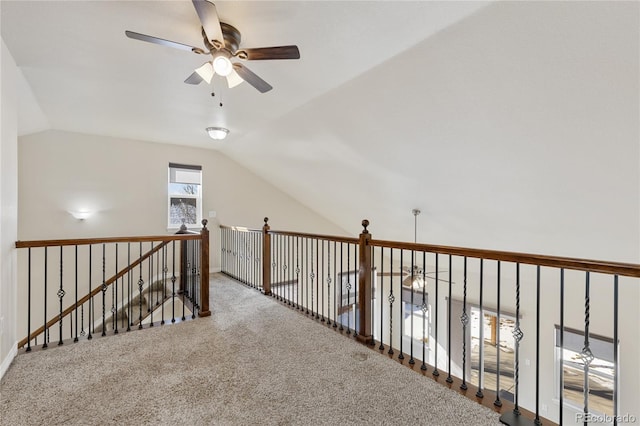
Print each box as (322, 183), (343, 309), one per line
(226, 69), (244, 89)
(242, 45), (300, 60)
(125, 30), (204, 54)
(192, 0), (225, 48)
(426, 276), (455, 284)
(424, 270), (449, 276)
(233, 63), (272, 93)
(184, 71), (204, 85)
(377, 271), (452, 284)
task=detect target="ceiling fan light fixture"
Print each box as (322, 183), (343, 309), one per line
(206, 126), (229, 140)
(212, 53), (232, 76)
(126, 0), (301, 93)
(195, 62), (214, 84)
(226, 69), (244, 88)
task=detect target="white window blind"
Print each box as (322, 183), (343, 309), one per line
(169, 165), (201, 185)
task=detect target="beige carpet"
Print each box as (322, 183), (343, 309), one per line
(1, 273), (501, 425)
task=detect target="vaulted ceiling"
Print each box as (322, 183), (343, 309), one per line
(2, 1), (639, 261)
(1, 1), (489, 143)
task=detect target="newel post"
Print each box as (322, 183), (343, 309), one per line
(199, 219), (211, 317)
(262, 217), (272, 296)
(357, 219), (373, 344)
(175, 223), (192, 294)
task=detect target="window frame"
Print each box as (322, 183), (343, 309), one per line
(554, 325), (616, 417)
(468, 305), (517, 403)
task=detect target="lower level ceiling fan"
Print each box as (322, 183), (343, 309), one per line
(125, 0), (300, 93)
(378, 265), (450, 290)
(376, 209), (451, 289)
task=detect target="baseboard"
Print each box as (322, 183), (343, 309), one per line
(0, 343), (18, 380)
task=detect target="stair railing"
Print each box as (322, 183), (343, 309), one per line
(15, 220), (210, 351)
(221, 218), (640, 426)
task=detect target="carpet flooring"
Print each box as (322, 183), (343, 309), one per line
(1, 273), (501, 425)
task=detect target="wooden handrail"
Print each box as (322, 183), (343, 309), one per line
(16, 233), (200, 249)
(224, 219), (640, 278)
(18, 241), (170, 348)
(219, 225), (262, 233)
(369, 239), (640, 278)
(219, 217), (639, 426)
(220, 223), (358, 244)
(219, 225), (357, 243)
(268, 229), (358, 244)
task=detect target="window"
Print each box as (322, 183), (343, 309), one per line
(402, 284), (429, 352)
(470, 308), (516, 402)
(555, 327), (615, 416)
(168, 163), (202, 228)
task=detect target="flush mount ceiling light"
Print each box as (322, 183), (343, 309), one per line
(206, 127), (229, 140)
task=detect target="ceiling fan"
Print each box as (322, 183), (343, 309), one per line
(378, 266), (451, 289)
(125, 0), (300, 93)
(376, 209), (451, 289)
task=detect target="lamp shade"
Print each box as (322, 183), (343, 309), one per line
(195, 62), (214, 84)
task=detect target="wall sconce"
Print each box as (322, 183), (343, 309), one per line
(69, 210), (92, 220)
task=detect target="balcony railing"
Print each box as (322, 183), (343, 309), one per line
(14, 220), (210, 351)
(221, 218), (640, 426)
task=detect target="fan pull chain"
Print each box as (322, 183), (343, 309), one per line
(210, 81), (224, 107)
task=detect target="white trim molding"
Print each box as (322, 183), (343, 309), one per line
(0, 343), (18, 380)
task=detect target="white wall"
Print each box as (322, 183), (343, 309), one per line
(0, 39), (19, 378)
(219, 3), (640, 420)
(227, 1), (640, 263)
(14, 129), (349, 353)
(17, 129), (347, 266)
(6, 1), (640, 422)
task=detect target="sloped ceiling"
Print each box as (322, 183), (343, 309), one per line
(2, 1), (639, 261)
(1, 0), (488, 145)
(229, 1), (639, 262)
